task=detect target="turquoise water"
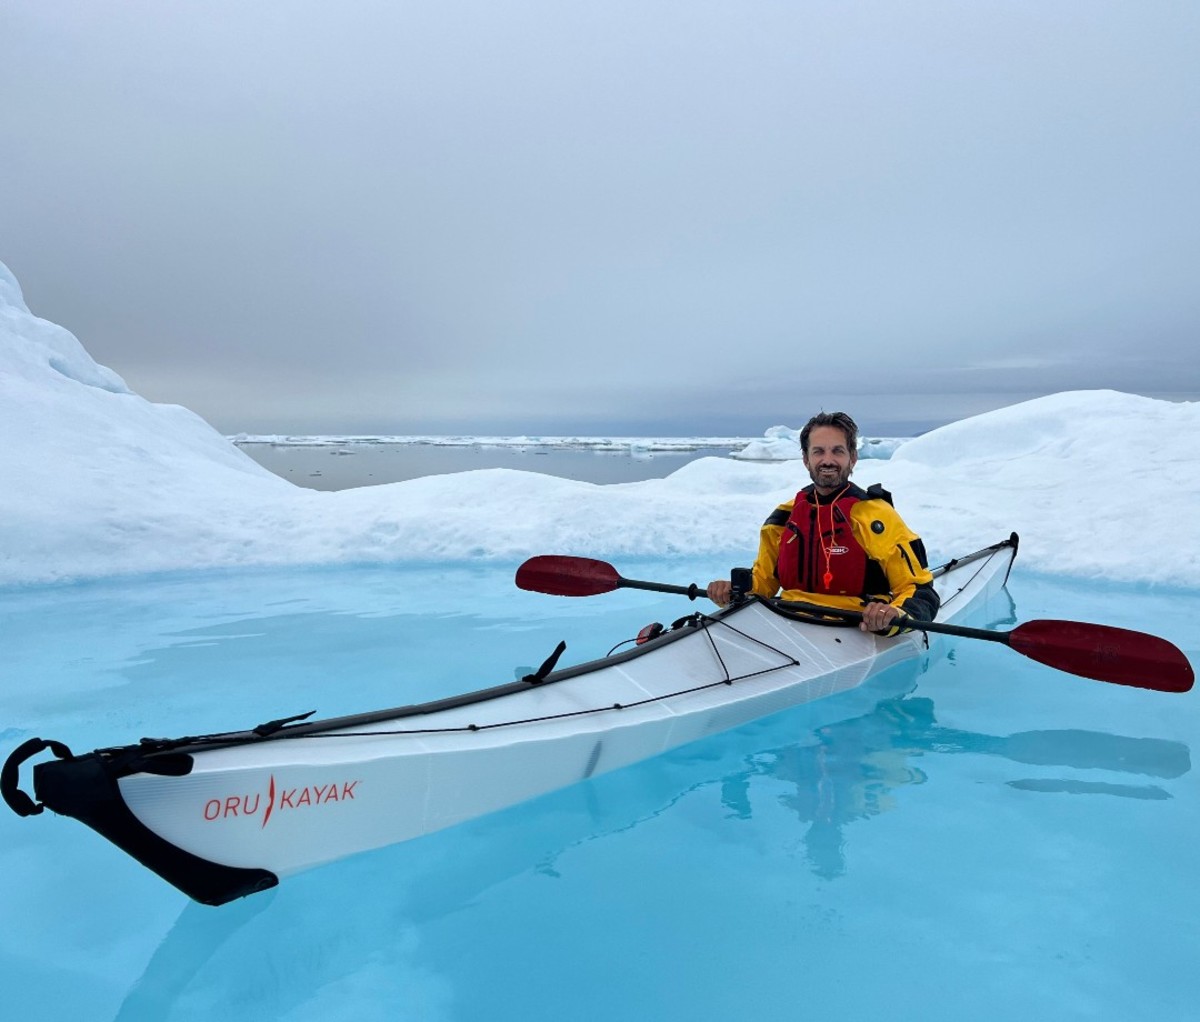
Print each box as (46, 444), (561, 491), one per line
(2, 560), (1198, 1021)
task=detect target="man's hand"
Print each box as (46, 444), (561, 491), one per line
(860, 601), (900, 634)
(707, 580), (732, 607)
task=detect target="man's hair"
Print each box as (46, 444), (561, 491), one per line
(800, 411), (859, 454)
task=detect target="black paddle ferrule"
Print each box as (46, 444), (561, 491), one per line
(2, 737), (74, 817)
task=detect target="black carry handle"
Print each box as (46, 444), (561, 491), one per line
(2, 737), (73, 817)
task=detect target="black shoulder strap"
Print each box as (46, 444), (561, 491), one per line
(866, 483), (893, 506)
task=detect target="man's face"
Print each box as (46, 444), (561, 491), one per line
(802, 425), (857, 494)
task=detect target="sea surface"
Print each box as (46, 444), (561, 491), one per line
(235, 440), (752, 489)
(1, 557), (1197, 1021)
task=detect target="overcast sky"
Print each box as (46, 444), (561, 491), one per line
(2, 2), (1198, 436)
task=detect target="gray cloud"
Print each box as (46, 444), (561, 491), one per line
(2, 1), (1198, 436)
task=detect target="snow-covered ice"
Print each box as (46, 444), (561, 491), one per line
(2, 259), (1197, 588)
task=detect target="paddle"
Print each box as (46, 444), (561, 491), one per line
(514, 555), (1195, 694)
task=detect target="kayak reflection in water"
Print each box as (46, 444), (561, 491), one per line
(706, 411), (940, 637)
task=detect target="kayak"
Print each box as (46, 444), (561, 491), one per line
(4, 536), (1018, 905)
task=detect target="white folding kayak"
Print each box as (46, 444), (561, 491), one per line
(4, 536), (1018, 904)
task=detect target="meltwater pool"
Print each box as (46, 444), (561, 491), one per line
(1, 560), (1197, 1022)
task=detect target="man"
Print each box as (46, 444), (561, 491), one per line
(707, 411), (939, 635)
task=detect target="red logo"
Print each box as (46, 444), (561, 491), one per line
(203, 775), (361, 827)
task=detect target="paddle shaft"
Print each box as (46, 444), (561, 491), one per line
(619, 577), (703, 600)
(610, 573), (1006, 637)
(612, 576), (951, 634)
(772, 598), (993, 640)
(585, 573), (1194, 693)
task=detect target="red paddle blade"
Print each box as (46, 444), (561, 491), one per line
(515, 556), (622, 597)
(1009, 620), (1195, 693)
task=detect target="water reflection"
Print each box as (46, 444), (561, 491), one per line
(1006, 779), (1173, 799)
(113, 680), (1190, 1020)
(718, 692), (1190, 879)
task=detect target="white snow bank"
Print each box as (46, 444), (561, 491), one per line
(1, 260), (1197, 588)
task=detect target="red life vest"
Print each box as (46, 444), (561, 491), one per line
(776, 487), (871, 596)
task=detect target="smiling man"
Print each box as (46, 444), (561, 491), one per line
(707, 411), (940, 635)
